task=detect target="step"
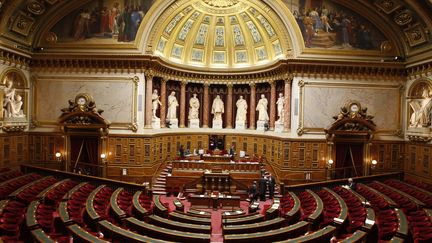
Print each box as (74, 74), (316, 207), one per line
(152, 191), (166, 195)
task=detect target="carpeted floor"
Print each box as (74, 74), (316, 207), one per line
(160, 195), (275, 242)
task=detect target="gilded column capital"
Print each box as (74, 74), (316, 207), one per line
(298, 80), (306, 87)
(181, 80), (188, 86)
(268, 80), (276, 86)
(203, 81), (210, 87)
(284, 73), (294, 83)
(131, 76), (140, 84)
(226, 83), (233, 88)
(144, 69), (154, 79)
(249, 83), (256, 87)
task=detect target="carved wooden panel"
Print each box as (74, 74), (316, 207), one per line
(404, 143), (431, 181)
(28, 134), (62, 163)
(370, 142), (404, 173)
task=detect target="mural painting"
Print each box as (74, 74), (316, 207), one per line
(51, 0), (155, 44)
(282, 0), (387, 50)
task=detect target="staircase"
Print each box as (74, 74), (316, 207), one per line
(259, 163), (281, 198)
(152, 164), (172, 195)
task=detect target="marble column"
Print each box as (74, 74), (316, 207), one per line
(269, 81), (276, 130)
(160, 78), (167, 128)
(203, 83), (210, 128)
(249, 83), (256, 129)
(144, 73), (153, 129)
(226, 84), (233, 129)
(284, 77), (292, 131)
(180, 81), (187, 128)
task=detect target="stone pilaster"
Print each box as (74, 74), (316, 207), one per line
(160, 78), (167, 128)
(269, 81), (276, 130)
(226, 84), (233, 129)
(179, 81), (187, 128)
(203, 83), (210, 128)
(249, 83), (256, 129)
(144, 71), (153, 129)
(284, 76), (292, 131)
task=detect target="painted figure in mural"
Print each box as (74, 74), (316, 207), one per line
(3, 78), (24, 118)
(236, 95), (248, 122)
(188, 93), (200, 120)
(321, 13), (333, 33)
(211, 95), (224, 121)
(256, 94), (269, 122)
(303, 12), (314, 48)
(341, 15), (352, 48)
(167, 91), (179, 120)
(73, 9), (91, 40)
(130, 7), (142, 40)
(110, 2), (120, 34)
(276, 93), (285, 122)
(409, 88), (432, 128)
(151, 89), (162, 119)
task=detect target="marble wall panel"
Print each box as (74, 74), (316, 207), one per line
(303, 85), (400, 131)
(35, 78), (134, 124)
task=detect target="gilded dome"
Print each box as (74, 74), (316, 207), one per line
(151, 0), (290, 70)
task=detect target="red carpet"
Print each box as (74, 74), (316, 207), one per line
(160, 195), (275, 242)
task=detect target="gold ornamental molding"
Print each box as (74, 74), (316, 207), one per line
(0, 49), (31, 70)
(30, 55), (407, 83)
(406, 61), (432, 80)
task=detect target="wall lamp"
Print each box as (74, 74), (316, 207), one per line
(100, 153), (107, 163)
(371, 159), (377, 170)
(55, 152), (62, 162)
(327, 159), (334, 169)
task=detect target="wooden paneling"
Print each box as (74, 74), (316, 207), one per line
(370, 142), (405, 173)
(0, 134), (29, 168)
(404, 143), (432, 184)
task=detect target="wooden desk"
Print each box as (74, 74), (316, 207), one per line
(188, 195), (212, 208)
(203, 172), (230, 192)
(202, 154), (231, 162)
(189, 194), (240, 209)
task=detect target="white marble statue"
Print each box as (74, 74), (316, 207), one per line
(167, 91), (179, 120)
(151, 89), (162, 119)
(276, 93), (285, 122)
(2, 79), (24, 118)
(236, 95), (248, 122)
(409, 88), (432, 128)
(256, 94), (269, 122)
(211, 94), (224, 120)
(188, 93), (200, 120)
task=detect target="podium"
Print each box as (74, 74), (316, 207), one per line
(203, 171), (230, 193)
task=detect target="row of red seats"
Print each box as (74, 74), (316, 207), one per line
(67, 183), (96, 225)
(333, 186), (366, 233)
(0, 174), (42, 199)
(117, 189), (133, 216)
(0, 170), (22, 183)
(406, 179), (432, 193)
(355, 184), (398, 241)
(384, 179), (432, 208)
(16, 177), (58, 204)
(317, 189), (341, 227)
(279, 193), (295, 216)
(406, 210), (432, 243)
(92, 186), (114, 222)
(138, 193), (153, 213)
(368, 182), (417, 212)
(297, 191), (317, 221)
(45, 180), (79, 203)
(0, 200), (27, 241)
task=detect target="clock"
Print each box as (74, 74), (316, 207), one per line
(350, 103), (359, 112)
(77, 97), (87, 105)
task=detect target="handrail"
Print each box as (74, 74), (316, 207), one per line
(152, 156), (170, 187)
(261, 156), (281, 184)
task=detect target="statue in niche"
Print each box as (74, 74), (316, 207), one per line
(151, 89), (162, 120)
(256, 94), (269, 122)
(236, 95), (247, 122)
(409, 87), (432, 128)
(167, 91), (179, 120)
(2, 78), (24, 118)
(211, 94), (224, 120)
(188, 93), (200, 120)
(276, 93), (285, 122)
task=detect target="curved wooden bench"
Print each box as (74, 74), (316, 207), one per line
(58, 201), (73, 225)
(110, 187), (127, 219)
(375, 181), (426, 208)
(266, 198), (280, 219)
(125, 217), (210, 243)
(306, 189), (324, 222)
(187, 209), (212, 217)
(323, 187), (348, 225)
(223, 217), (286, 234)
(358, 183), (397, 207)
(67, 224), (110, 243)
(8, 176), (52, 199)
(31, 228), (56, 243)
(168, 211), (212, 225)
(362, 207), (376, 232)
(395, 208), (408, 238)
(276, 225), (336, 243)
(62, 182), (88, 201)
(36, 179), (70, 200)
(154, 195), (168, 218)
(224, 220), (309, 243)
(222, 209), (246, 218)
(132, 190), (148, 218)
(26, 200), (40, 230)
(0, 199), (9, 215)
(389, 236), (405, 243)
(338, 229), (367, 243)
(285, 191), (301, 220)
(148, 214), (211, 234)
(223, 212), (264, 225)
(98, 220), (172, 243)
(173, 198), (184, 211)
(85, 185), (105, 222)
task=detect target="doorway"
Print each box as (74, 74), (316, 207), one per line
(70, 136), (100, 176)
(335, 143), (364, 179)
